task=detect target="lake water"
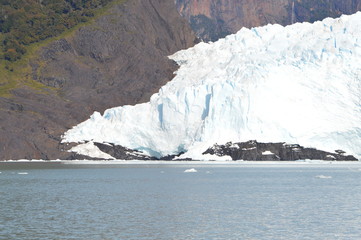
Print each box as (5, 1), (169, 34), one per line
(1, 161), (361, 239)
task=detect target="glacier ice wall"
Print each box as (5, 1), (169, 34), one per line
(63, 13), (361, 159)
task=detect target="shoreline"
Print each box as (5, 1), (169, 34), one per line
(1, 159), (361, 165)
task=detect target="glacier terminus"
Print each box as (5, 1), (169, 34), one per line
(62, 12), (361, 160)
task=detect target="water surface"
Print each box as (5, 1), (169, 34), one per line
(1, 162), (361, 239)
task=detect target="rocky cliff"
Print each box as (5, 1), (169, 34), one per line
(0, 0), (197, 160)
(176, 0), (361, 41)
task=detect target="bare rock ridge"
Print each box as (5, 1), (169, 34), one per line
(176, 0), (361, 41)
(0, 0), (197, 160)
(203, 141), (358, 161)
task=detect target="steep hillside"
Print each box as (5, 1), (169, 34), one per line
(0, 0), (197, 160)
(176, 0), (361, 41)
(0, 0), (115, 63)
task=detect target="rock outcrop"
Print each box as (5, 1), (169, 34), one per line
(0, 0), (197, 160)
(176, 0), (361, 41)
(93, 142), (158, 160)
(92, 142), (185, 160)
(203, 141), (358, 161)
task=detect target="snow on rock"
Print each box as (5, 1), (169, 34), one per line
(326, 155), (336, 159)
(69, 142), (115, 160)
(62, 13), (361, 160)
(262, 151), (274, 155)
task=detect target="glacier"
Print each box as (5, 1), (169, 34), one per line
(63, 12), (361, 160)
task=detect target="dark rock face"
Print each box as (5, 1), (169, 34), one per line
(203, 140), (358, 161)
(0, 89), (75, 160)
(86, 142), (184, 160)
(93, 142), (157, 160)
(176, 0), (290, 41)
(0, 0), (197, 160)
(176, 0), (361, 41)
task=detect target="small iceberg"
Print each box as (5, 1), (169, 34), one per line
(184, 168), (198, 173)
(315, 175), (332, 179)
(18, 172), (29, 175)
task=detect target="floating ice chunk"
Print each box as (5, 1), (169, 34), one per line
(184, 168), (198, 173)
(315, 175), (332, 179)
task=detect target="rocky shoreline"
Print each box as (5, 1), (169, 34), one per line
(70, 140), (358, 161)
(203, 140), (358, 161)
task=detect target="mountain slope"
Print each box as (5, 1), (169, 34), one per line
(0, 0), (197, 160)
(176, 0), (361, 41)
(0, 0), (116, 63)
(63, 13), (361, 160)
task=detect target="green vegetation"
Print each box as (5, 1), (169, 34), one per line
(0, 0), (115, 62)
(0, 0), (126, 97)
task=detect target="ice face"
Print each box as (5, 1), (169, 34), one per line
(63, 13), (361, 160)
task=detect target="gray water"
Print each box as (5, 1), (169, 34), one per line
(1, 162), (361, 240)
